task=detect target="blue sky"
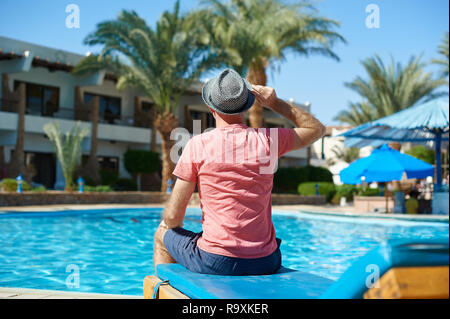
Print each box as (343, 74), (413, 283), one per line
(0, 0), (448, 125)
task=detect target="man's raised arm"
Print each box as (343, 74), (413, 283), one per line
(251, 85), (326, 150)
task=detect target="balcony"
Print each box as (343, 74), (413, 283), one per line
(0, 99), (152, 145)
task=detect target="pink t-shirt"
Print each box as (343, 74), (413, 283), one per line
(173, 123), (294, 259)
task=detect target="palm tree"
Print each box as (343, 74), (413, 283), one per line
(74, 90), (101, 185)
(432, 32), (449, 80)
(190, 0), (345, 127)
(335, 55), (448, 125)
(327, 145), (360, 166)
(43, 121), (89, 191)
(5, 82), (26, 180)
(72, 1), (216, 191)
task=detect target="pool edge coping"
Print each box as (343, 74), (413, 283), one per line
(1, 203), (448, 223)
(0, 286), (142, 299)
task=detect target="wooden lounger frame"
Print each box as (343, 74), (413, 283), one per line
(143, 276), (190, 299)
(364, 266), (449, 299)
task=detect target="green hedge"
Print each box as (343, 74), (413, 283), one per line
(273, 165), (333, 194)
(297, 182), (336, 202)
(84, 185), (113, 192)
(0, 178), (32, 192)
(332, 184), (359, 204)
(124, 150), (160, 175)
(358, 187), (381, 197)
(30, 185), (47, 192)
(405, 145), (435, 164)
(99, 168), (119, 186)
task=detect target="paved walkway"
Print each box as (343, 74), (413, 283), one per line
(0, 287), (141, 299)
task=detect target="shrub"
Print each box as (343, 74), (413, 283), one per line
(124, 150), (160, 175)
(332, 184), (359, 204)
(99, 168), (119, 186)
(405, 145), (435, 164)
(358, 187), (381, 197)
(297, 182), (336, 202)
(30, 185), (47, 192)
(0, 178), (31, 192)
(124, 149), (160, 191)
(84, 185), (113, 192)
(273, 165), (333, 194)
(113, 178), (138, 191)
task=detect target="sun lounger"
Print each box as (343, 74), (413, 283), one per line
(144, 238), (449, 299)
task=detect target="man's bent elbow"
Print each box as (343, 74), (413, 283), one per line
(292, 123), (326, 150)
(308, 123), (327, 144)
(163, 215), (182, 229)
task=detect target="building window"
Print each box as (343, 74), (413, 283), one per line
(98, 156), (119, 172)
(141, 101), (155, 113)
(84, 93), (121, 124)
(15, 81), (59, 117)
(81, 155), (119, 173)
(185, 108), (215, 133)
(141, 101), (156, 127)
(23, 151), (56, 189)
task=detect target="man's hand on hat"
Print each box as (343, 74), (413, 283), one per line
(251, 85), (278, 109)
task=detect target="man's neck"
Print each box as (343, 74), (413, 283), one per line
(214, 115), (245, 128)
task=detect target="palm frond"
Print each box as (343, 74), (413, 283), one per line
(73, 0), (216, 115)
(337, 54), (447, 125)
(43, 121), (89, 190)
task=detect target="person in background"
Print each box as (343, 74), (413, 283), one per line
(442, 174), (449, 186)
(405, 189), (419, 214)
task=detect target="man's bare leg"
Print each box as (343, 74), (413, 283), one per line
(153, 220), (176, 271)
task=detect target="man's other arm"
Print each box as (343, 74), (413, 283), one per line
(162, 178), (196, 228)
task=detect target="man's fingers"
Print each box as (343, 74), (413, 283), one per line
(252, 84), (263, 92)
(250, 89), (261, 97)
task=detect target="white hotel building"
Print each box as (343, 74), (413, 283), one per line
(0, 36), (310, 190)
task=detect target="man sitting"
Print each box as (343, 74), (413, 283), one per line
(153, 69), (325, 275)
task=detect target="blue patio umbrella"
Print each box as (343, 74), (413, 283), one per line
(340, 144), (435, 185)
(340, 98), (449, 187)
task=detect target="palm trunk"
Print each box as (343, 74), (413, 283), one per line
(64, 171), (74, 192)
(7, 83), (27, 180)
(154, 111), (179, 192)
(247, 61), (268, 128)
(79, 96), (100, 185)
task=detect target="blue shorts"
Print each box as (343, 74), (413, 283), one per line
(163, 227), (282, 276)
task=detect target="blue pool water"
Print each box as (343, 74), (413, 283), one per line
(0, 207), (448, 296)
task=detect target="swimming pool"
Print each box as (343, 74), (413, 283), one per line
(0, 207), (448, 296)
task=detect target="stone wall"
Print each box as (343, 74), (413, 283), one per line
(271, 193), (326, 205)
(353, 196), (394, 213)
(0, 191), (325, 207)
